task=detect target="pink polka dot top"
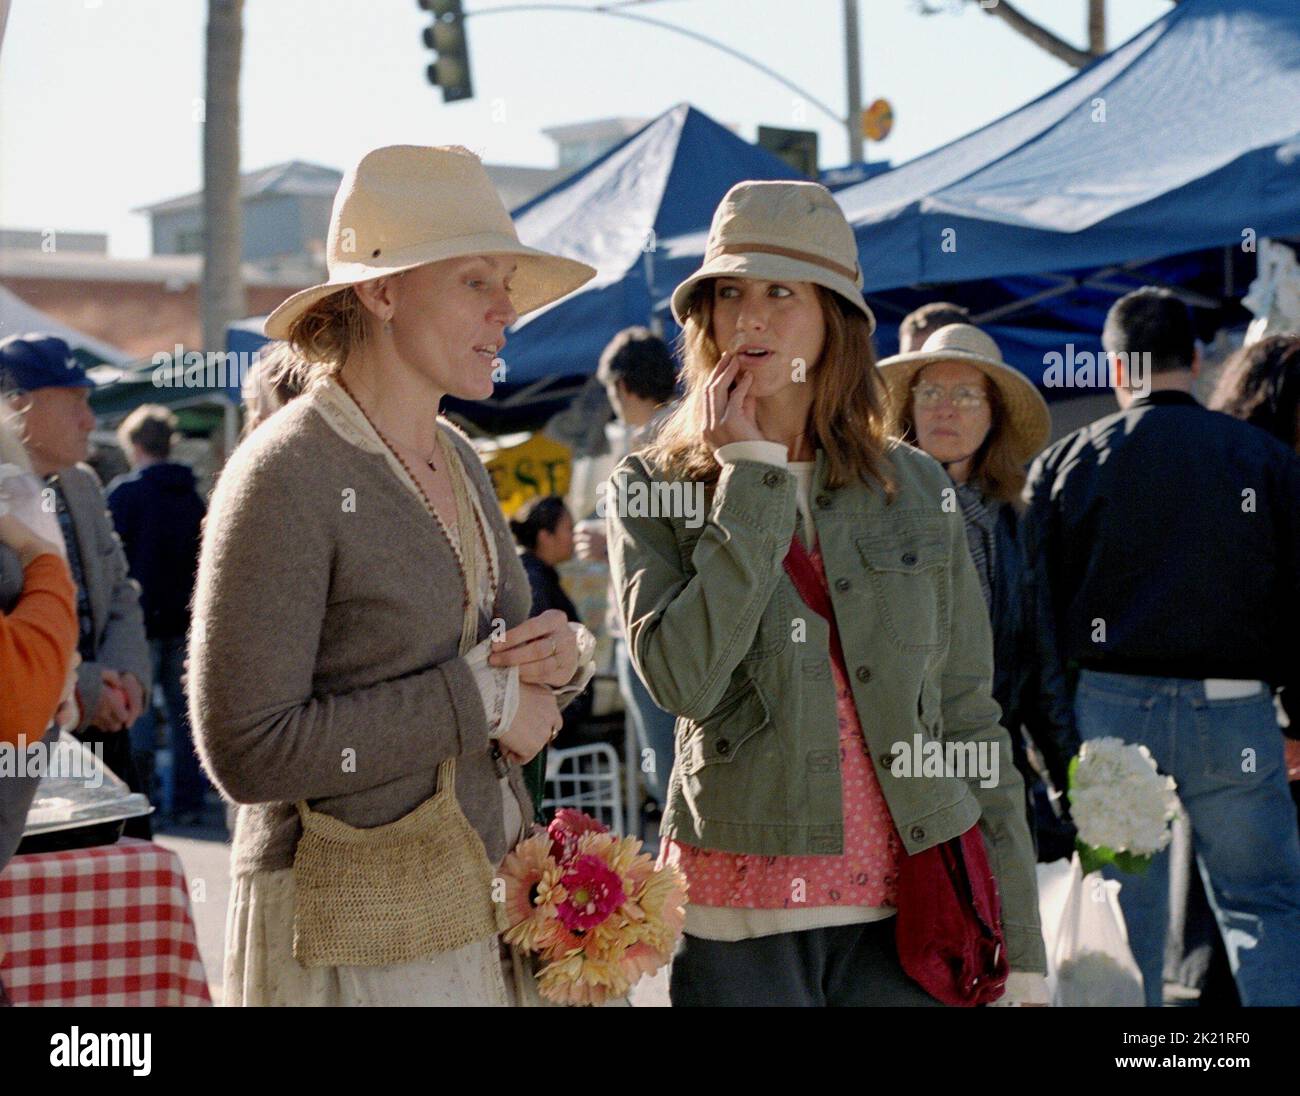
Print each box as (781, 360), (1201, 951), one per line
(662, 544), (902, 910)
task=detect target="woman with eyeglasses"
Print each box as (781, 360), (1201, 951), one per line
(878, 324), (1078, 859)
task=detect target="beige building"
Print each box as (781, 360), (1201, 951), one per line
(0, 117), (654, 358)
(0, 248), (312, 360)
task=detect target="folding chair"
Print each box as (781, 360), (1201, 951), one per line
(543, 743), (625, 835)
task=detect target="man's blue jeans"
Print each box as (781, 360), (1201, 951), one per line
(614, 638), (678, 807)
(129, 635), (209, 817)
(1075, 670), (1300, 1006)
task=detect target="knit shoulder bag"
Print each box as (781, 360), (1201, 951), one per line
(291, 425), (505, 968)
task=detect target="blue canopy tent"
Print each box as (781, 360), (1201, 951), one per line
(447, 103), (802, 431)
(655, 0), (1298, 392)
(827, 0), (1300, 378)
(223, 105), (801, 434)
(228, 0), (1300, 428)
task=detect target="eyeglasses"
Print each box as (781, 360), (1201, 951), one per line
(911, 383), (989, 410)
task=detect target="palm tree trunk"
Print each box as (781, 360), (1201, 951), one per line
(201, 0), (245, 353)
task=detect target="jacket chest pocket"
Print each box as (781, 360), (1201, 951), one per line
(678, 683), (771, 776)
(855, 527), (950, 652)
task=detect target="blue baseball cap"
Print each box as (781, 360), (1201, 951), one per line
(0, 333), (96, 392)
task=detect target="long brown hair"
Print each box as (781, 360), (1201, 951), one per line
(890, 367), (1026, 505)
(646, 282), (895, 497)
(1210, 334), (1300, 450)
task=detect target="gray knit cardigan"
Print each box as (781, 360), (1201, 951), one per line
(188, 385), (533, 876)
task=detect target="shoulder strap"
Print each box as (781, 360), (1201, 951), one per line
(783, 535), (830, 620)
(782, 534), (846, 673)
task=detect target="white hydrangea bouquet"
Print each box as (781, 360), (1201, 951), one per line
(1044, 738), (1180, 1005)
(1068, 736), (1179, 875)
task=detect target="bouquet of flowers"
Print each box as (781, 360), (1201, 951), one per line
(499, 809), (687, 1006)
(1047, 738), (1179, 1005)
(1067, 736), (1180, 875)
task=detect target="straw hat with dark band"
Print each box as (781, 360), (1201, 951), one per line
(670, 180), (875, 333)
(876, 324), (1051, 465)
(264, 145), (596, 341)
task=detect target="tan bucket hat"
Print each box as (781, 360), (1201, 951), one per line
(876, 324), (1051, 464)
(670, 180), (875, 332)
(264, 145), (596, 340)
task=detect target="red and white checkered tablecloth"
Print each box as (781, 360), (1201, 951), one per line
(0, 836), (212, 1006)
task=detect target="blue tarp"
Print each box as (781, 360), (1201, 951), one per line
(834, 0), (1300, 290)
(225, 105), (802, 430)
(498, 103), (803, 388)
(226, 0), (1300, 425)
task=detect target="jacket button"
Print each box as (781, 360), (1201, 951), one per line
(901, 551), (917, 566)
(715, 738), (730, 756)
(762, 471), (781, 487)
(880, 753), (898, 770)
(815, 493), (832, 509)
(910, 825), (926, 842)
(856, 666), (871, 682)
(834, 577), (850, 591)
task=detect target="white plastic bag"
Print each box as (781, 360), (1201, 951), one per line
(1048, 854), (1144, 1007)
(1242, 238), (1300, 346)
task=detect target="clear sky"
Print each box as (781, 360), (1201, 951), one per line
(0, 0), (1174, 257)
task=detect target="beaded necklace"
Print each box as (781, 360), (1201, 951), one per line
(336, 375), (496, 647)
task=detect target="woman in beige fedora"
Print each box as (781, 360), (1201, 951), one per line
(878, 325), (1078, 860)
(189, 144), (597, 1006)
(606, 180), (1048, 1006)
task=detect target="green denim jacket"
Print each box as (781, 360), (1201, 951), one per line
(606, 443), (1046, 972)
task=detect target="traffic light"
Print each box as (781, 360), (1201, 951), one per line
(419, 0), (473, 103)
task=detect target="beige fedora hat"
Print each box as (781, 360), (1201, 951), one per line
(670, 180), (875, 332)
(264, 145), (596, 340)
(877, 324), (1051, 464)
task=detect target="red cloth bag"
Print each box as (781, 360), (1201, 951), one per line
(782, 533), (1009, 1006)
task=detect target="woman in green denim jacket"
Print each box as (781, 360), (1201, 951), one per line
(605, 180), (1046, 1006)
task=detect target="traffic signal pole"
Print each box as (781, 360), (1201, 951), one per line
(447, 2), (871, 169)
(843, 0), (863, 165)
(461, 3), (845, 128)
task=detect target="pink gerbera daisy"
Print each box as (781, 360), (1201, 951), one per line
(556, 854), (626, 933)
(547, 809), (609, 863)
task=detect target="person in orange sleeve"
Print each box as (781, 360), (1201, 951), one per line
(0, 512), (78, 745)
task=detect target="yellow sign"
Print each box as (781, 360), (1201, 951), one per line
(483, 432), (572, 517)
(862, 98), (894, 142)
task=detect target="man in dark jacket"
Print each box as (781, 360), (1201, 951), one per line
(1022, 288), (1300, 1006)
(107, 405), (208, 823)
